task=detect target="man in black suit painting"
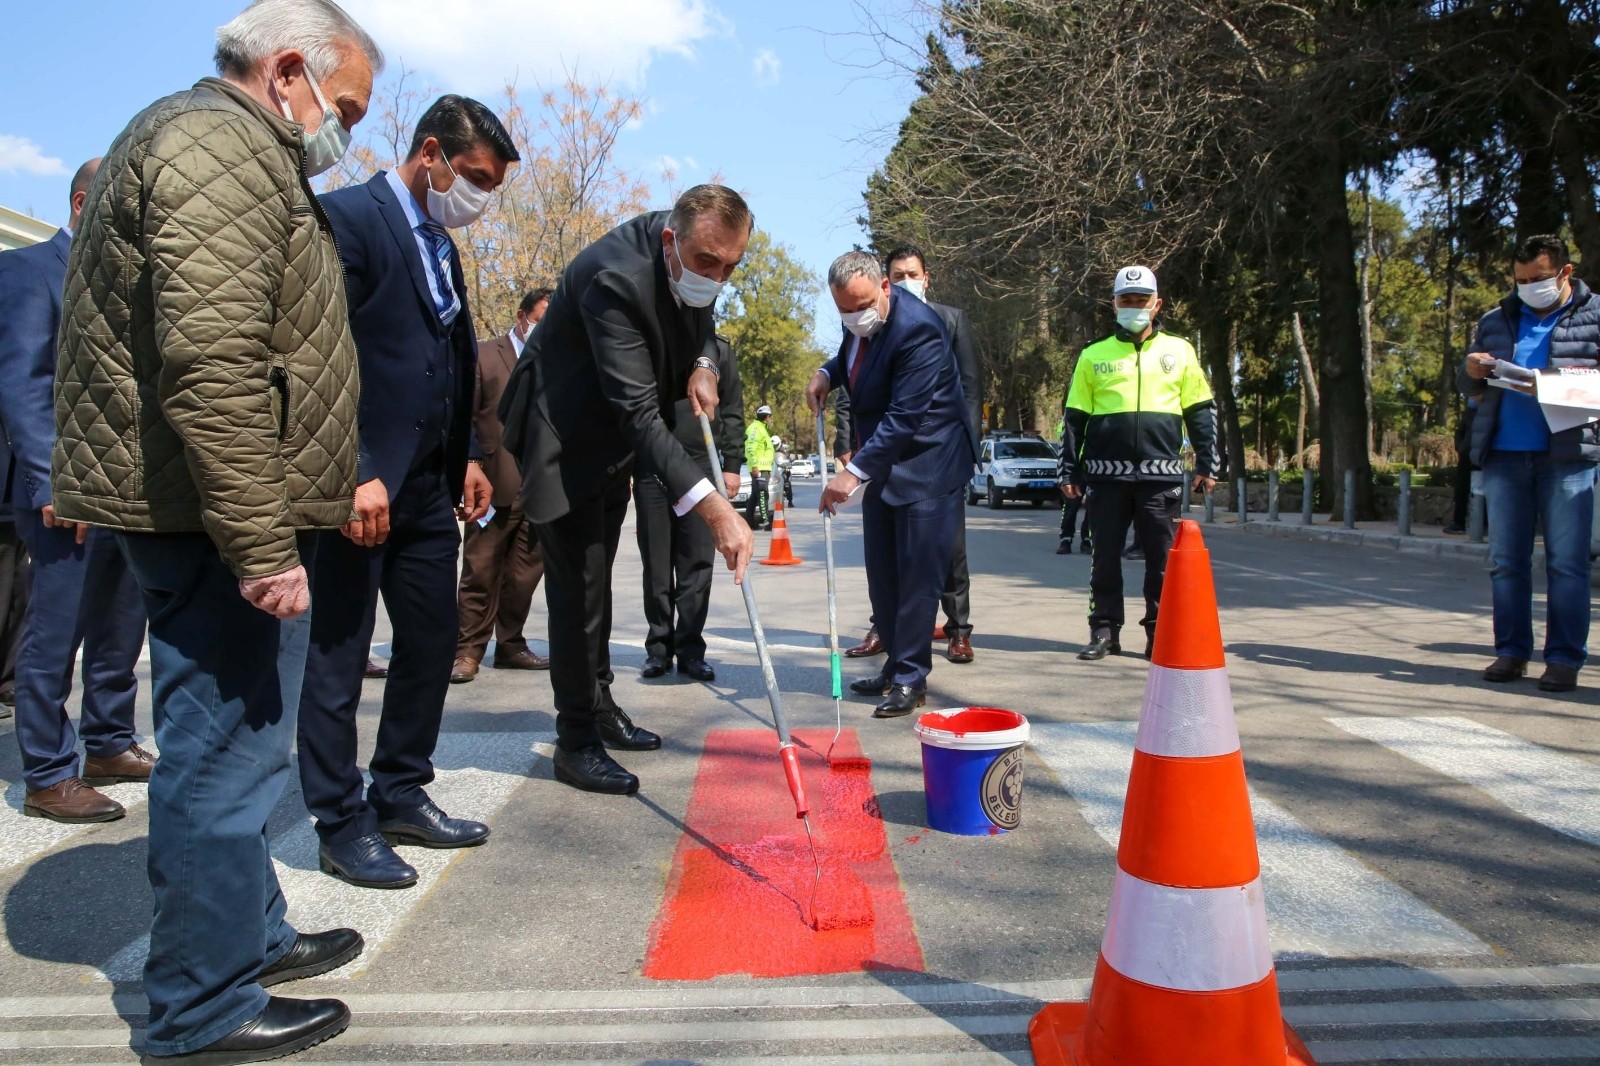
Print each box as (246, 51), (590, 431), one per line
(501, 185), (756, 794)
(301, 96), (514, 889)
(808, 250), (975, 719)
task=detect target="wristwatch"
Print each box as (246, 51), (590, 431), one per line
(693, 357), (720, 378)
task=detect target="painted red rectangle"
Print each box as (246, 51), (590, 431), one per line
(643, 728), (924, 980)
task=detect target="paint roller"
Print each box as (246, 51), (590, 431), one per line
(699, 412), (824, 920)
(816, 410), (845, 761)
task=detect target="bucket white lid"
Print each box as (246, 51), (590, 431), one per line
(915, 707), (1031, 751)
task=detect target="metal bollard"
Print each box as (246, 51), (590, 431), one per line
(1468, 470), (1486, 543)
(1344, 469), (1357, 529)
(1302, 469), (1314, 526)
(1397, 469), (1412, 537)
(1204, 489), (1216, 524)
(1182, 475), (1192, 513)
(1268, 470), (1280, 522)
(1236, 477), (1248, 524)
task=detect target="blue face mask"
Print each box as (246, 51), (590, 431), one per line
(1116, 306), (1153, 334)
(277, 69), (350, 178)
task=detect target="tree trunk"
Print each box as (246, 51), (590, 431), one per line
(1434, 171), (1461, 427)
(1309, 139), (1373, 522)
(1199, 312), (1247, 480)
(1358, 179), (1376, 457)
(1290, 311), (1319, 467)
(1555, 119), (1600, 281)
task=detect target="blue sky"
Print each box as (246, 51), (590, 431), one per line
(0, 0), (930, 338)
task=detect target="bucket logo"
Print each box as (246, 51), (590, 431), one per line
(981, 745), (1024, 830)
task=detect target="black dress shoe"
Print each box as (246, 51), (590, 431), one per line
(597, 704), (662, 751)
(378, 799), (489, 849)
(640, 656), (671, 679)
(677, 659), (715, 682)
(850, 673), (892, 698)
(1483, 655), (1528, 683)
(1078, 631), (1122, 661)
(873, 684), (926, 719)
(553, 744), (640, 795)
(1056, 539), (1073, 554)
(317, 833), (417, 889)
(258, 929), (364, 987)
(141, 995), (350, 1065)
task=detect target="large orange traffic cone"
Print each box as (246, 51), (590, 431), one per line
(1029, 520), (1314, 1066)
(760, 496), (802, 566)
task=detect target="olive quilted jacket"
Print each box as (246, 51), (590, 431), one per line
(52, 78), (359, 578)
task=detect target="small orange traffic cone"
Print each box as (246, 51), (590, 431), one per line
(760, 496), (802, 566)
(1029, 520), (1314, 1066)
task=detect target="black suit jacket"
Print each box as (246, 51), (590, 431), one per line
(834, 297), (982, 459)
(319, 173), (477, 503)
(0, 228), (72, 513)
(640, 335), (744, 477)
(501, 211), (718, 523)
(823, 288), (974, 506)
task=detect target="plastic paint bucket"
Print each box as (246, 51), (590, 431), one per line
(914, 708), (1030, 835)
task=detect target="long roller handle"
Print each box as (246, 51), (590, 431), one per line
(700, 414), (808, 820)
(816, 410), (843, 702)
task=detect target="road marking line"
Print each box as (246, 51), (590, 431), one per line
(0, 753), (160, 873)
(1210, 558), (1487, 618)
(1329, 715), (1600, 849)
(13, 1003), (1600, 1051)
(9, 962), (1599, 1021)
(98, 733), (553, 982)
(1032, 721), (1488, 958)
(1306, 1036), (1600, 1063)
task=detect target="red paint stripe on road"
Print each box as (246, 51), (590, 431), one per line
(643, 728), (924, 980)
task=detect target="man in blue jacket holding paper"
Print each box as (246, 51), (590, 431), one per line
(1461, 233), (1600, 693)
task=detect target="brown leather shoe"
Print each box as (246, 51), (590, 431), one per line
(493, 646), (551, 671)
(449, 656), (480, 684)
(82, 743), (157, 786)
(363, 658), (389, 679)
(844, 627), (883, 658)
(24, 778), (125, 823)
(947, 635), (974, 664)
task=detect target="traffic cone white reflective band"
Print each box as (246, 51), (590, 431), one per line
(1101, 869), (1274, 992)
(1134, 665), (1240, 759)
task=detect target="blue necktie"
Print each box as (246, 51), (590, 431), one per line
(419, 221), (461, 326)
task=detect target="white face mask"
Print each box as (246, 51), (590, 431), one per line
(277, 69), (350, 178)
(666, 237), (724, 308)
(1116, 306), (1153, 334)
(1517, 273), (1566, 311)
(841, 300), (884, 338)
(426, 157), (493, 229)
(895, 278), (928, 302)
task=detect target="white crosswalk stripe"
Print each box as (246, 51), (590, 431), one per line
(2, 963), (1598, 1063)
(1329, 715), (1600, 849)
(98, 732), (554, 982)
(1030, 721), (1489, 958)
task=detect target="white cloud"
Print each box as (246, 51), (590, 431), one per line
(0, 135), (68, 177)
(752, 48), (781, 87)
(342, 0), (719, 94)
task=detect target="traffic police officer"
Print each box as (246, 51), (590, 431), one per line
(1059, 266), (1220, 661)
(745, 404), (776, 530)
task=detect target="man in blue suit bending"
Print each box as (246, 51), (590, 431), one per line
(0, 158), (151, 822)
(301, 96), (511, 889)
(807, 250), (975, 718)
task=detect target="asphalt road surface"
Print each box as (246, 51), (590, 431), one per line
(1, 480), (1597, 1064)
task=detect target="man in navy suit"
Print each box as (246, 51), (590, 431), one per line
(807, 250), (974, 718)
(0, 430), (25, 715)
(301, 96), (512, 889)
(0, 158), (152, 821)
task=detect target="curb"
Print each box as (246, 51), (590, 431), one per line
(1194, 516), (1497, 562)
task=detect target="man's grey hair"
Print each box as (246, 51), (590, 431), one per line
(215, 0), (385, 81)
(829, 250), (883, 289)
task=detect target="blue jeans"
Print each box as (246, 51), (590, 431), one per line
(12, 512), (145, 790)
(117, 532), (312, 1056)
(1482, 451), (1596, 668)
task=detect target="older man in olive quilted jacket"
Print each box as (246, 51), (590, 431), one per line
(52, 2), (385, 1062)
